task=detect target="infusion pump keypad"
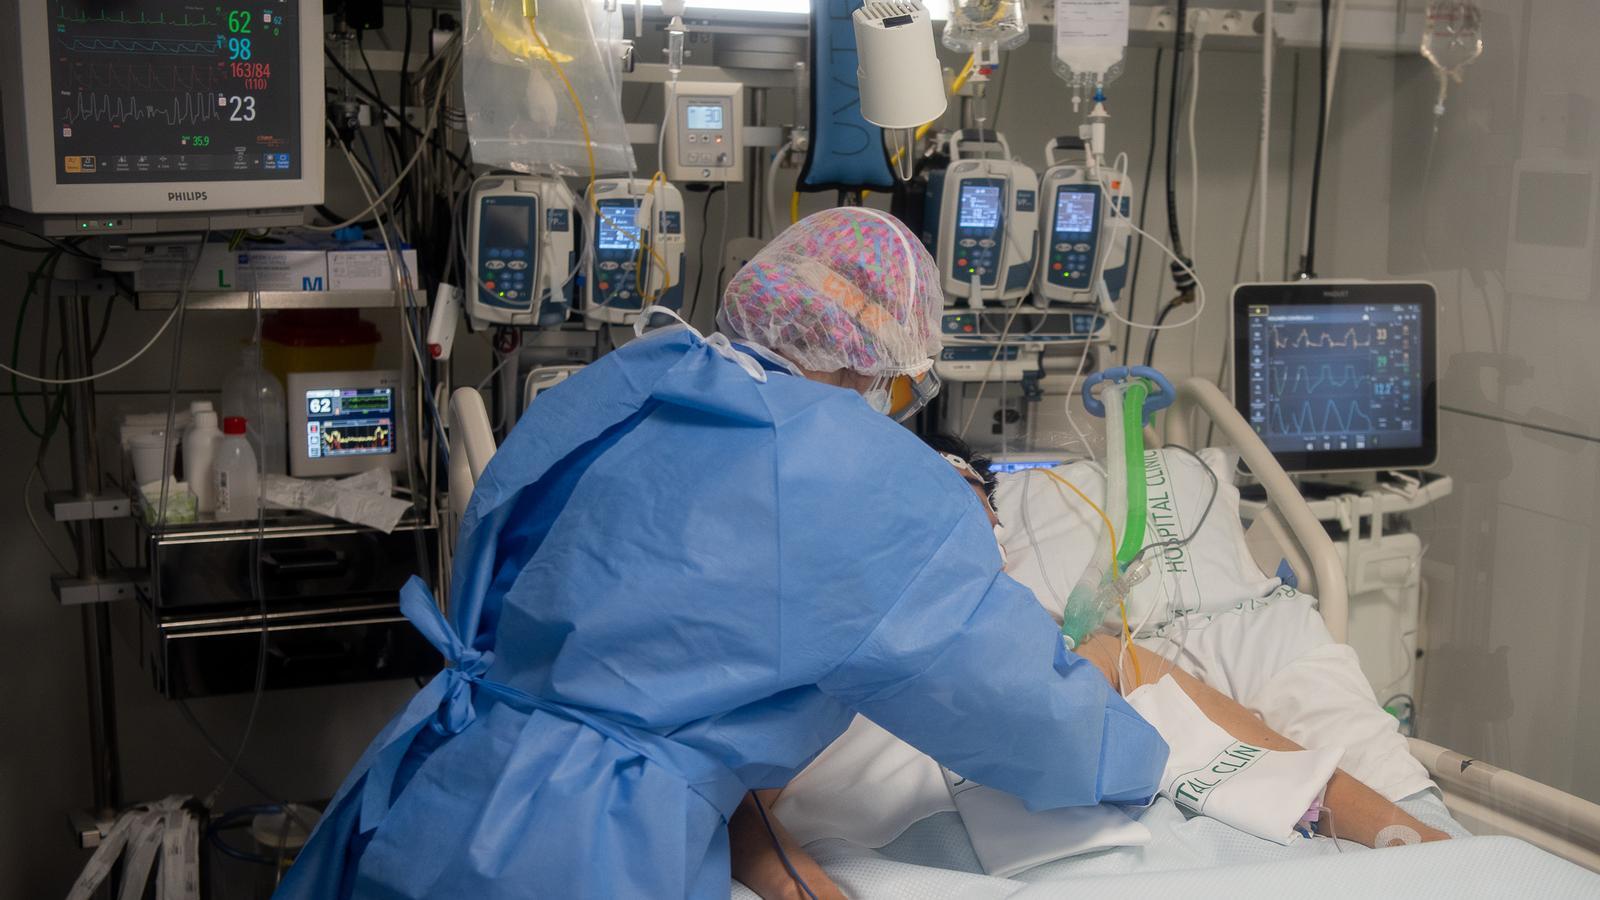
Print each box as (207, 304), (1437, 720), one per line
(677, 97), (734, 169)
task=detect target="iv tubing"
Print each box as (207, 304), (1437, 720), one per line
(1042, 469), (1118, 577)
(526, 14), (672, 303)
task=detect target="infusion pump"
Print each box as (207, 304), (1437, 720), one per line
(936, 130), (1039, 306)
(1035, 138), (1136, 308)
(584, 178), (687, 325)
(466, 175), (577, 328)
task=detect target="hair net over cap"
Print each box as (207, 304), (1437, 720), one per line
(718, 207), (945, 377)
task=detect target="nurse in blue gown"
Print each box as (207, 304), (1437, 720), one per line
(274, 208), (1168, 899)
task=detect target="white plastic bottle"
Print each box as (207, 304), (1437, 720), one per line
(221, 348), (287, 475)
(184, 404), (223, 513)
(213, 416), (261, 521)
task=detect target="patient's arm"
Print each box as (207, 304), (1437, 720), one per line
(1076, 635), (1449, 848)
(729, 789), (848, 900)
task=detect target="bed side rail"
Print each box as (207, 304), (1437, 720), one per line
(1410, 738), (1600, 871)
(1162, 377), (1350, 641)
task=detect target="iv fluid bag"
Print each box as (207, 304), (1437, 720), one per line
(1421, 1), (1483, 80)
(462, 0), (634, 175)
(942, 0), (1029, 55)
(1053, 0), (1130, 90)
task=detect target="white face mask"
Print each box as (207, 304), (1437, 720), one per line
(996, 536), (1011, 571)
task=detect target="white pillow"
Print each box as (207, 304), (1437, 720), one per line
(994, 448), (1280, 634)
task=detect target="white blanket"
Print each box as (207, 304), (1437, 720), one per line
(1125, 675), (1343, 844)
(773, 589), (1432, 853)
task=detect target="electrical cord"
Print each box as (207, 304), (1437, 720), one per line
(684, 186), (725, 327)
(1163, 0), (1195, 294)
(0, 274), (191, 385)
(1129, 441), (1219, 562)
(1122, 47), (1165, 366)
(323, 45), (473, 178)
(1142, 295), (1188, 366)
(1300, 0), (1332, 278)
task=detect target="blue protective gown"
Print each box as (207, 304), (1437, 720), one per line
(275, 327), (1168, 899)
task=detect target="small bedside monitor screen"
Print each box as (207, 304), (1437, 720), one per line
(304, 386), (396, 460)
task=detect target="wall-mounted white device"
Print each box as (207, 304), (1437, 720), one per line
(663, 80), (745, 183)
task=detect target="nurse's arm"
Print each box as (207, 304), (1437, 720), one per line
(728, 789), (846, 900)
(815, 518), (1169, 810)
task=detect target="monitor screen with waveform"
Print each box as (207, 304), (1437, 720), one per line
(48, 0), (302, 184)
(304, 386), (395, 460)
(1243, 303), (1424, 455)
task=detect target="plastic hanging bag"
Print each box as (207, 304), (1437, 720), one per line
(461, 0), (635, 176)
(942, 0), (1030, 55)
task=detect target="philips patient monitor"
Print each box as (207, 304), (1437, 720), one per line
(0, 0), (325, 233)
(1231, 281), (1437, 473)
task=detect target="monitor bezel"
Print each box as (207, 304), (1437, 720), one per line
(1231, 280), (1439, 473)
(2, 0), (325, 216)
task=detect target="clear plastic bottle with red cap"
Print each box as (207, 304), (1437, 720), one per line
(213, 415), (261, 521)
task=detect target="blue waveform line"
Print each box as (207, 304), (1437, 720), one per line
(1270, 363), (1372, 396)
(1272, 399), (1375, 436)
(57, 35), (217, 55)
(66, 92), (221, 126)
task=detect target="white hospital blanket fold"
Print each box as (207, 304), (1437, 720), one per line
(1126, 675), (1343, 845)
(1140, 588), (1434, 802)
(741, 794), (1600, 900)
(771, 716), (953, 848)
(943, 767), (1150, 877)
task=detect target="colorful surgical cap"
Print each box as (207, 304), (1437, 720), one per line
(718, 207), (945, 377)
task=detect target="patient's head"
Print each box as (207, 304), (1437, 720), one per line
(921, 433), (999, 528)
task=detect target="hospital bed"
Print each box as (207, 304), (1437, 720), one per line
(444, 380), (1600, 890)
(1163, 377), (1600, 873)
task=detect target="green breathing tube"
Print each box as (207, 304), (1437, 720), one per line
(1116, 379), (1151, 573)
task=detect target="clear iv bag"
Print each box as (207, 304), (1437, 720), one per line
(1421, 1), (1482, 116)
(462, 0), (635, 176)
(1052, 0), (1130, 91)
(941, 0), (1030, 55)
(1421, 1), (1484, 78)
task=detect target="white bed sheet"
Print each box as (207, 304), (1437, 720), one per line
(734, 793), (1600, 898)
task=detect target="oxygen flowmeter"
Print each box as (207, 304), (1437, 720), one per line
(584, 178), (687, 324)
(466, 175), (578, 328)
(935, 130), (1039, 306)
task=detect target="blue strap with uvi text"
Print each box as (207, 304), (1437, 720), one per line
(798, 0), (896, 192)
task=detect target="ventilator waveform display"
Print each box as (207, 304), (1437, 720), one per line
(1244, 303), (1425, 455)
(49, 0), (303, 184)
(304, 386), (397, 461)
(320, 423), (394, 456)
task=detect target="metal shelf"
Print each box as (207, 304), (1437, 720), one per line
(135, 290), (421, 311)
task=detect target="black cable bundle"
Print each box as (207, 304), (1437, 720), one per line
(1300, 0), (1332, 278)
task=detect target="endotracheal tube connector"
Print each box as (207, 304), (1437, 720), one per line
(1059, 556), (1154, 652)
